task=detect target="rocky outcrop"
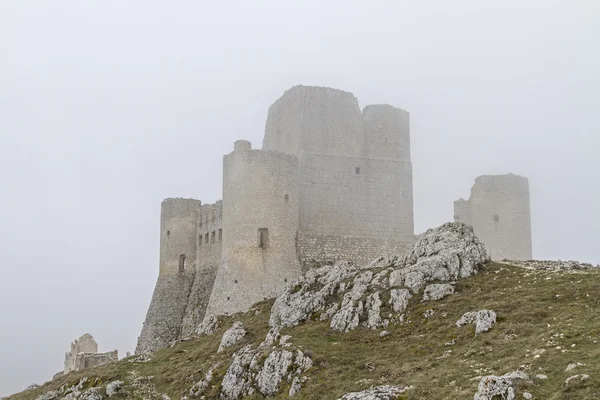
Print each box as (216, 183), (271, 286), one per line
(473, 371), (527, 400)
(457, 310), (497, 334)
(188, 362), (221, 398)
(196, 314), (219, 336)
(270, 223), (488, 331)
(339, 385), (410, 399)
(422, 283), (454, 301)
(217, 322), (246, 353)
(220, 345), (312, 400)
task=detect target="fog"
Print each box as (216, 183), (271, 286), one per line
(1, 1), (598, 395)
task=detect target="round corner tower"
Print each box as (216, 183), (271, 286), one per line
(454, 174), (532, 261)
(159, 198), (202, 275)
(136, 198), (201, 354)
(206, 141), (301, 315)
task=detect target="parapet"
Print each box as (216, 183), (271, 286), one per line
(234, 140), (252, 152)
(362, 104), (411, 161)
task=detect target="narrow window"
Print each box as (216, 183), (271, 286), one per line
(211, 231), (215, 243)
(258, 228), (269, 249)
(494, 214), (499, 222)
(234, 279), (238, 284)
(284, 194), (289, 202)
(199, 234), (202, 245)
(227, 296), (230, 301)
(355, 167), (360, 174)
(218, 229), (223, 241)
(179, 254), (186, 273)
(284, 279), (287, 283)
(205, 233), (209, 244)
(166, 230), (170, 237)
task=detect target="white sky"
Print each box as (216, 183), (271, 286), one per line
(1, 0), (598, 395)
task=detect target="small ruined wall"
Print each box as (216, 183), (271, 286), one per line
(297, 232), (414, 269)
(136, 198), (200, 354)
(454, 174), (532, 261)
(64, 334), (98, 373)
(206, 141), (302, 316)
(73, 350), (118, 372)
(180, 202), (223, 336)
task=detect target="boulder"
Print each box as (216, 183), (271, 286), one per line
(422, 283), (455, 301)
(473, 371), (527, 400)
(105, 381), (124, 397)
(218, 322), (246, 353)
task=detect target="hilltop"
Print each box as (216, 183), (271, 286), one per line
(6, 224), (600, 400)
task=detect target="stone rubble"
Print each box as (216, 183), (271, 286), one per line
(338, 385), (410, 399)
(564, 374), (590, 385)
(473, 371), (528, 400)
(270, 222), (488, 331)
(217, 321), (246, 353)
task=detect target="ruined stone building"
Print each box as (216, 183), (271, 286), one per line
(62, 334), (118, 375)
(136, 86), (415, 354)
(454, 174), (532, 261)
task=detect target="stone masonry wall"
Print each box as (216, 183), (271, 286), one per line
(136, 198), (200, 354)
(205, 141), (302, 316)
(180, 202), (223, 337)
(454, 174), (532, 261)
(64, 334), (98, 373)
(296, 232), (414, 269)
(73, 350), (118, 372)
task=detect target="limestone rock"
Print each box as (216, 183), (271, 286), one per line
(339, 385), (410, 399)
(105, 381), (124, 397)
(220, 345), (260, 400)
(523, 393), (533, 399)
(279, 335), (292, 347)
(364, 292), (383, 329)
(218, 322), (246, 353)
(189, 362), (220, 398)
(475, 310), (497, 334)
(565, 374), (590, 385)
(389, 288), (411, 313)
(35, 390), (59, 400)
(457, 310), (497, 334)
(256, 350), (294, 396)
(259, 327), (280, 347)
(422, 283), (455, 301)
(473, 371), (527, 400)
(26, 384), (40, 391)
(565, 362), (585, 372)
(379, 330), (390, 337)
(196, 315), (219, 336)
(289, 376), (308, 397)
(270, 223), (487, 332)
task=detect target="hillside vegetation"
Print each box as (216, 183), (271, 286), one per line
(8, 261), (600, 400)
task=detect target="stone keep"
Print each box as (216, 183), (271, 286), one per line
(64, 333), (118, 374)
(136, 86), (416, 354)
(454, 174), (532, 261)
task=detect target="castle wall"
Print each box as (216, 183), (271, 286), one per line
(454, 174), (532, 261)
(64, 334), (98, 373)
(180, 202), (222, 337)
(206, 141), (302, 316)
(73, 350), (118, 372)
(136, 198), (200, 354)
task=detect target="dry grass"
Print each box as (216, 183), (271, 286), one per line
(9, 263), (600, 400)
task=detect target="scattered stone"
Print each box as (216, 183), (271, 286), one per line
(564, 374), (590, 385)
(523, 392), (533, 399)
(473, 371), (528, 400)
(422, 283), (455, 301)
(128, 354), (151, 363)
(535, 374), (548, 380)
(423, 309), (435, 319)
(339, 385), (410, 399)
(218, 322), (246, 353)
(379, 330), (390, 338)
(260, 327), (280, 347)
(279, 335), (292, 347)
(26, 384), (40, 391)
(457, 310), (497, 334)
(501, 259), (599, 271)
(105, 381), (124, 397)
(565, 362), (585, 372)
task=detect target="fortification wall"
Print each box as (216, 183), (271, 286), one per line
(136, 198), (200, 354)
(297, 232), (413, 268)
(454, 174), (532, 261)
(73, 350), (118, 372)
(362, 104), (410, 161)
(64, 334), (98, 373)
(180, 202), (223, 337)
(206, 141), (302, 316)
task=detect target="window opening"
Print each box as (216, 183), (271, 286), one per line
(258, 228), (269, 249)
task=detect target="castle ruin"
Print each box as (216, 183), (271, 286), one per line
(454, 174), (532, 260)
(136, 86), (416, 354)
(62, 334), (118, 375)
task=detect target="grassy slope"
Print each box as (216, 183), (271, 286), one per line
(9, 262), (600, 400)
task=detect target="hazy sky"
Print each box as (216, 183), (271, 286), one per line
(1, 1), (599, 395)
